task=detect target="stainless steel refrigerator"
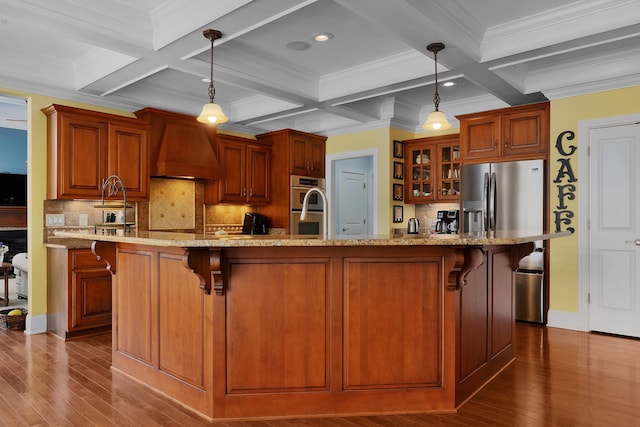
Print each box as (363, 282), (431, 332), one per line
(460, 159), (546, 323)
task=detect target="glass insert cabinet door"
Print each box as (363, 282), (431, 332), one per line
(403, 135), (461, 203)
(439, 144), (461, 199)
(409, 146), (433, 201)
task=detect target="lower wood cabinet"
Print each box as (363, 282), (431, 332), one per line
(47, 247), (112, 339)
(455, 245), (514, 403)
(99, 242), (520, 420)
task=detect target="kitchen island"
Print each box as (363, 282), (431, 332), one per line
(55, 230), (567, 421)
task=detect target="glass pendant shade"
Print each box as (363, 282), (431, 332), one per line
(197, 102), (228, 124)
(422, 110), (451, 131)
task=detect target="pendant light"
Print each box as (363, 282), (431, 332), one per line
(421, 42), (451, 131)
(197, 29), (228, 124)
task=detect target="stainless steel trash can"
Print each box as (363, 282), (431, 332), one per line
(515, 270), (544, 323)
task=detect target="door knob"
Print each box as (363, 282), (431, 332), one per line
(625, 238), (640, 246)
(342, 228), (349, 232)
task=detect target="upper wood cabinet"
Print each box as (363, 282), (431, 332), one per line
(290, 133), (326, 177)
(404, 134), (460, 204)
(108, 121), (149, 199)
(258, 129), (327, 178)
(457, 101), (549, 162)
(43, 104), (149, 201)
(204, 134), (271, 205)
(254, 129), (327, 231)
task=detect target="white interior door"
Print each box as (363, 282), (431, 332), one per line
(336, 168), (368, 236)
(589, 123), (640, 337)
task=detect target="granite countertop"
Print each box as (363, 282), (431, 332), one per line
(54, 229), (570, 248)
(45, 238), (95, 249)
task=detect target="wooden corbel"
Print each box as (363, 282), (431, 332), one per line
(447, 247), (485, 291)
(91, 241), (116, 275)
(184, 248), (224, 295)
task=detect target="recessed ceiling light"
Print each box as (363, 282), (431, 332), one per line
(442, 81), (456, 87)
(201, 78), (211, 83)
(286, 41), (311, 51)
(313, 32), (334, 42)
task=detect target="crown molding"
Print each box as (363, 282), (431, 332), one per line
(324, 118), (393, 137)
(542, 75), (640, 100)
(319, 50), (434, 101)
(74, 47), (139, 90)
(151, 0), (252, 50)
(525, 46), (640, 93)
(229, 95), (303, 122)
(483, 0), (640, 61)
(407, 0), (484, 62)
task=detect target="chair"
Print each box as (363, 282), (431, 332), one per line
(12, 252), (28, 299)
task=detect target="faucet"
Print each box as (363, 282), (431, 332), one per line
(300, 187), (329, 239)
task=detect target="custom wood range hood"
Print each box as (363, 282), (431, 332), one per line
(135, 108), (220, 180)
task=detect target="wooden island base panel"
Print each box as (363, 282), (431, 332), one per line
(56, 231), (567, 421)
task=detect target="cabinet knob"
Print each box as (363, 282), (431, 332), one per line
(242, 188), (246, 196)
(504, 138), (508, 148)
(494, 140), (498, 149)
(249, 188), (253, 197)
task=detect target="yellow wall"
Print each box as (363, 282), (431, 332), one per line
(1, 87), (138, 328)
(549, 85), (640, 313)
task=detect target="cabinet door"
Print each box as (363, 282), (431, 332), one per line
(290, 136), (309, 176)
(218, 140), (246, 203)
(108, 122), (149, 200)
(307, 140), (325, 178)
(502, 107), (548, 156)
(71, 268), (112, 330)
(436, 141), (461, 201)
(460, 114), (500, 160)
(405, 143), (435, 203)
(247, 145), (270, 204)
(59, 113), (108, 199)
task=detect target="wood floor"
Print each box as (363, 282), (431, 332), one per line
(1, 323), (639, 426)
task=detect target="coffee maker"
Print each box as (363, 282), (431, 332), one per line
(435, 210), (459, 234)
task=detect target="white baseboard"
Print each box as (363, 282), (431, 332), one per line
(547, 310), (583, 331)
(25, 314), (47, 335)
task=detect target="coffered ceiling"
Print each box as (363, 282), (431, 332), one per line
(1, 0), (639, 135)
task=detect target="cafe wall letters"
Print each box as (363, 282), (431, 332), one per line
(553, 130), (577, 233)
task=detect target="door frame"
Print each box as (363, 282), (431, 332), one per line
(326, 148), (378, 235)
(577, 113), (640, 331)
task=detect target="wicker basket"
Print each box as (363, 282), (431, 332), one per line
(0, 308), (27, 330)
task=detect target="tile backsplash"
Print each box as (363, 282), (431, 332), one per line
(148, 178), (195, 230)
(44, 178), (287, 238)
(44, 199), (133, 239)
(205, 204), (253, 233)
